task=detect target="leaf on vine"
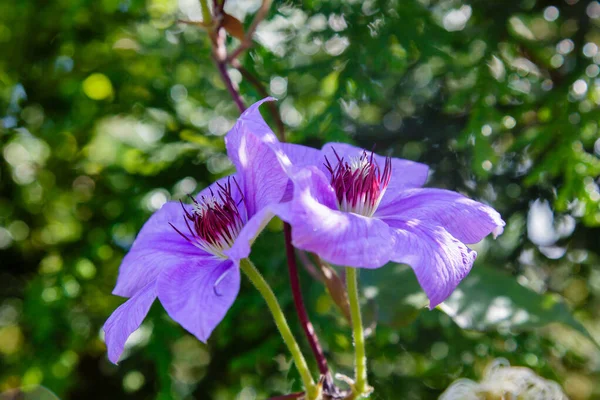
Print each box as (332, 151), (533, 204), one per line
(223, 13), (245, 41)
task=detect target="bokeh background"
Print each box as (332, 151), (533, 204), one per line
(1, 0), (600, 398)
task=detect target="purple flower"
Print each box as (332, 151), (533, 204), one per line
(274, 142), (505, 308)
(103, 99), (284, 363)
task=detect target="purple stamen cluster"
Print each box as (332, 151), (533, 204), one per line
(171, 179), (245, 258)
(325, 150), (392, 217)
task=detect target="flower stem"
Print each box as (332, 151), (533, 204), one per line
(226, 59), (333, 385)
(226, 0), (273, 63)
(199, 0), (212, 25)
(215, 58), (246, 113)
(284, 224), (331, 377)
(346, 267), (368, 395)
(233, 61), (285, 140)
(239, 258), (319, 399)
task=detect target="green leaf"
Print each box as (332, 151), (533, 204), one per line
(360, 264), (429, 328)
(438, 265), (600, 349)
(364, 263), (599, 350)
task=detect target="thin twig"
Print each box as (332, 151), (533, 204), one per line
(215, 56), (246, 112)
(213, 0), (223, 14)
(268, 392), (305, 400)
(284, 224), (331, 378)
(234, 60), (285, 140)
(199, 0), (213, 30)
(226, 0), (273, 63)
(235, 59), (338, 392)
(213, 26), (245, 112)
(207, 0), (337, 393)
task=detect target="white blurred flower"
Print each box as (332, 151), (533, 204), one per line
(440, 359), (568, 400)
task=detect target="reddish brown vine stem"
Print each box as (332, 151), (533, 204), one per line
(268, 392), (305, 400)
(206, 0), (335, 389)
(284, 224), (331, 378)
(215, 58), (246, 113)
(226, 0), (273, 63)
(233, 61), (286, 140)
(212, 23), (245, 112)
(233, 61), (337, 392)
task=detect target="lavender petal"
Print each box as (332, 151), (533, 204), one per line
(103, 281), (157, 364)
(113, 202), (211, 298)
(157, 259), (240, 343)
(225, 98), (289, 217)
(276, 167), (395, 268)
(376, 188), (505, 244)
(388, 219), (477, 308)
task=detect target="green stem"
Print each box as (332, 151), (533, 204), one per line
(199, 0), (212, 25)
(239, 259), (319, 399)
(346, 267), (368, 395)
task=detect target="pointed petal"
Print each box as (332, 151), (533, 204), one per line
(195, 174), (247, 218)
(235, 97), (279, 142)
(113, 202), (210, 298)
(196, 174), (242, 200)
(320, 142), (429, 196)
(276, 167), (395, 268)
(225, 206), (275, 261)
(376, 188), (505, 244)
(274, 143), (323, 201)
(388, 219), (477, 308)
(225, 98), (289, 217)
(103, 281), (156, 364)
(280, 143), (322, 169)
(157, 259), (240, 342)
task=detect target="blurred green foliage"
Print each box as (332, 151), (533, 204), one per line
(1, 0), (600, 399)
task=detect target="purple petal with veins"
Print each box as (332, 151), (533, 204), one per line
(103, 99), (285, 363)
(275, 141), (505, 308)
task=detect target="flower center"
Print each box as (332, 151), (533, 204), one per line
(171, 179), (245, 258)
(324, 149), (391, 217)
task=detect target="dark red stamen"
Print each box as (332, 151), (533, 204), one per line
(324, 149), (391, 216)
(171, 178), (245, 257)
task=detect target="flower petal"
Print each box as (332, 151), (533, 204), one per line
(195, 174), (247, 219)
(157, 259), (240, 342)
(234, 97), (279, 142)
(376, 188), (505, 244)
(225, 206), (275, 262)
(280, 143), (322, 169)
(274, 143), (322, 201)
(320, 142), (429, 196)
(225, 98), (289, 217)
(103, 281), (156, 364)
(113, 202), (210, 298)
(277, 167), (395, 268)
(388, 219), (477, 308)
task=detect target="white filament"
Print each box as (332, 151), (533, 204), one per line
(190, 196), (244, 259)
(337, 155), (383, 217)
(193, 196), (218, 215)
(349, 155), (371, 176)
(439, 358), (568, 400)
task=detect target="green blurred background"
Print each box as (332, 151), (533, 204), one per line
(1, 0), (600, 398)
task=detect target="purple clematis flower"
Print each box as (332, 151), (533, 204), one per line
(272, 142), (505, 308)
(103, 99), (285, 363)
